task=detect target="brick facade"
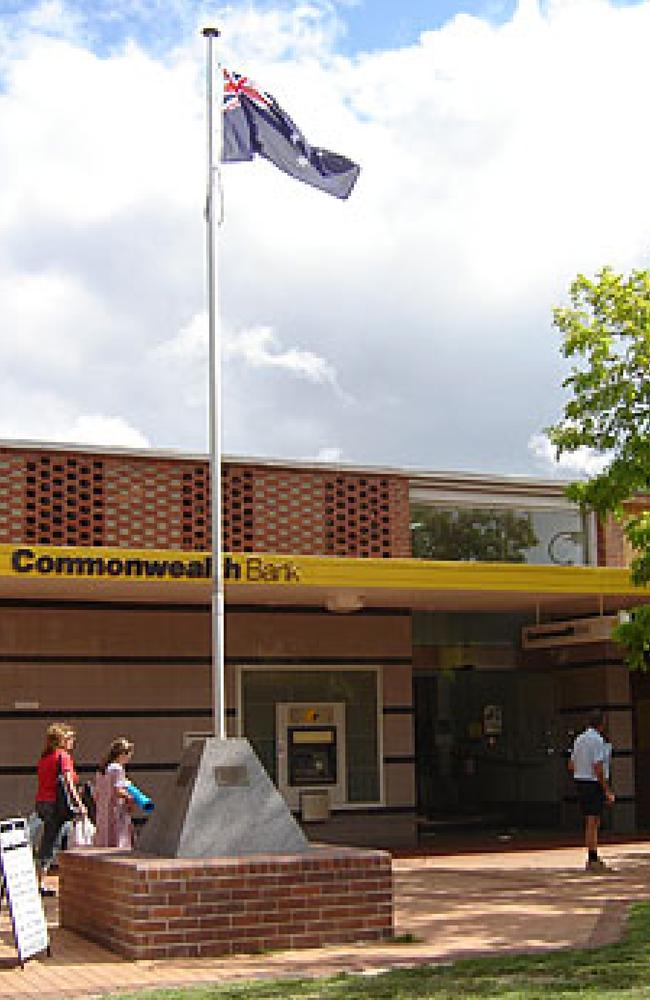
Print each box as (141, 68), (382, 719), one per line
(230, 462), (411, 558)
(597, 514), (627, 568)
(0, 445), (411, 558)
(597, 501), (650, 568)
(60, 847), (394, 959)
(2, 441), (638, 566)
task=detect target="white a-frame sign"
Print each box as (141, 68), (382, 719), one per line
(0, 817), (50, 966)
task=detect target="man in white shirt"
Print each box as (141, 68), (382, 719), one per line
(568, 709), (615, 872)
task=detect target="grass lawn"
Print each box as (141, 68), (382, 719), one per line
(96, 901), (650, 1000)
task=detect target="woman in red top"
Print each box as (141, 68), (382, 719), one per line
(36, 723), (85, 895)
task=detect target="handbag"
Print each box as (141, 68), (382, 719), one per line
(70, 816), (95, 847)
(55, 752), (78, 822)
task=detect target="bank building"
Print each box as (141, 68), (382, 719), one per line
(1, 439), (648, 847)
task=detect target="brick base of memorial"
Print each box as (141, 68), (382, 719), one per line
(59, 847), (393, 959)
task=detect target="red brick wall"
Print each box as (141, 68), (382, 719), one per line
(227, 462), (411, 558)
(0, 446), (412, 558)
(597, 515), (627, 567)
(60, 847), (394, 959)
(596, 502), (650, 568)
(0, 448), (107, 548)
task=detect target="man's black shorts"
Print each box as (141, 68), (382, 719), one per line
(575, 779), (605, 817)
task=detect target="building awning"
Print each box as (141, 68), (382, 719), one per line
(0, 544), (647, 618)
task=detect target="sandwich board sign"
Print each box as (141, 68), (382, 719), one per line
(0, 817), (50, 965)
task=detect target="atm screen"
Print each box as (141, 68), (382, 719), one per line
(288, 725), (337, 786)
(292, 729), (334, 744)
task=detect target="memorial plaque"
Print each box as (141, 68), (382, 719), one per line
(214, 765), (249, 787)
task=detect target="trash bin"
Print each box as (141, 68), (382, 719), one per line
(301, 790), (330, 822)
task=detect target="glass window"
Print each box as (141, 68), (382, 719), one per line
(410, 505), (587, 565)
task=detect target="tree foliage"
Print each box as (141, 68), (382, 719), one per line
(611, 604), (650, 672)
(547, 266), (650, 667)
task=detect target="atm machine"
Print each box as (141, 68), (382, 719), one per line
(276, 702), (347, 810)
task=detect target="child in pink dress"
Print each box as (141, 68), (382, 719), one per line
(93, 738), (135, 849)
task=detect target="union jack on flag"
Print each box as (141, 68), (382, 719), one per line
(221, 67), (360, 200)
(223, 69), (271, 114)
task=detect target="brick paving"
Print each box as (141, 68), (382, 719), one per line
(1, 842), (650, 1000)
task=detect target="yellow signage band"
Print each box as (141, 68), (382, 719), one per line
(0, 543), (644, 597)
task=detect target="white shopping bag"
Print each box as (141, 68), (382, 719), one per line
(70, 816), (95, 847)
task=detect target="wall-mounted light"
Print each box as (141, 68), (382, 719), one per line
(325, 594), (363, 614)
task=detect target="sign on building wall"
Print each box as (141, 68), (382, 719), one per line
(3, 546), (302, 584)
(0, 542), (638, 598)
(483, 704), (503, 736)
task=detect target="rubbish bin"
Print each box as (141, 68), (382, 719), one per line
(300, 790), (330, 822)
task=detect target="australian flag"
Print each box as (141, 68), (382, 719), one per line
(222, 69), (360, 200)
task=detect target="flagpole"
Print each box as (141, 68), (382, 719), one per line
(203, 26), (226, 741)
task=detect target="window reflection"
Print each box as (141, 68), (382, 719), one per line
(410, 506), (586, 565)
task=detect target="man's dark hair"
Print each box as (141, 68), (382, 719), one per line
(587, 709), (605, 729)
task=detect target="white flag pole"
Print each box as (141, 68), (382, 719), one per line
(203, 26), (226, 741)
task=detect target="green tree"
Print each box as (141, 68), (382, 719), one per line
(547, 266), (650, 669)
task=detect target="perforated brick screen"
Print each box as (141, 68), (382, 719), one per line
(0, 447), (411, 558)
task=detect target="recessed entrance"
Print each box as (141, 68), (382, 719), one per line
(414, 668), (558, 833)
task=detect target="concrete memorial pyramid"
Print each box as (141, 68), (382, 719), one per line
(137, 737), (309, 858)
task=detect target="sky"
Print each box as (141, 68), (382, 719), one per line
(0, 0), (649, 478)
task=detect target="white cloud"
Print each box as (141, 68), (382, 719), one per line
(152, 311), (350, 413)
(0, 383), (149, 448)
(315, 446), (343, 462)
(154, 312), (208, 365)
(225, 325), (338, 384)
(2, 2), (650, 470)
(62, 415), (150, 448)
(25, 1), (76, 33)
(528, 433), (611, 478)
(0, 271), (106, 374)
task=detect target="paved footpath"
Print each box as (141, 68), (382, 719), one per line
(2, 842), (650, 1000)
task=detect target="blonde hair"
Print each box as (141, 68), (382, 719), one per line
(40, 722), (71, 758)
(99, 737), (134, 774)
